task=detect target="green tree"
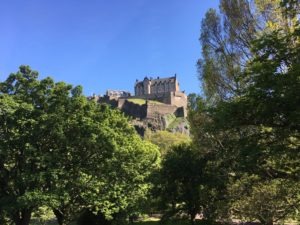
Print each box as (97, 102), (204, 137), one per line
(0, 66), (160, 225)
(198, 0), (296, 102)
(187, 93), (203, 111)
(144, 130), (190, 156)
(198, 1), (255, 101)
(157, 143), (209, 225)
(193, 1), (300, 224)
(157, 143), (228, 224)
(229, 175), (300, 224)
(0, 68), (56, 225)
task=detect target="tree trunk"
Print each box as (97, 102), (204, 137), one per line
(190, 212), (196, 225)
(260, 219), (273, 225)
(13, 209), (32, 225)
(53, 209), (66, 225)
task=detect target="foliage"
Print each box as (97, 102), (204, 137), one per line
(193, 1), (300, 224)
(31, 206), (56, 225)
(156, 143), (208, 225)
(198, 1), (254, 101)
(187, 93), (203, 111)
(167, 118), (189, 131)
(144, 130), (190, 156)
(229, 175), (300, 224)
(134, 220), (224, 225)
(0, 66), (160, 225)
(163, 113), (177, 128)
(197, 0), (297, 102)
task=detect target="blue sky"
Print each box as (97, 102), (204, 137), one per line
(0, 0), (219, 96)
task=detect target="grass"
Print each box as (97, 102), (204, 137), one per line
(164, 113), (176, 125)
(127, 98), (147, 105)
(134, 220), (218, 225)
(167, 117), (189, 130)
(29, 220), (213, 225)
(127, 98), (163, 105)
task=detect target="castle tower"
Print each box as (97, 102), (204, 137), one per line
(143, 77), (151, 95)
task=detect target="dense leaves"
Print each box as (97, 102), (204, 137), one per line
(144, 130), (190, 156)
(0, 66), (160, 225)
(191, 1), (300, 224)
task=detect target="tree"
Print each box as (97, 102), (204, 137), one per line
(156, 143), (228, 224)
(0, 66), (160, 225)
(229, 175), (300, 224)
(198, 0), (256, 101)
(193, 1), (300, 224)
(157, 143), (208, 225)
(187, 93), (203, 111)
(46, 99), (160, 225)
(0, 68), (56, 225)
(144, 130), (190, 156)
(197, 0), (295, 102)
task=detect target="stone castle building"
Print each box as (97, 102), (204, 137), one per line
(92, 75), (189, 135)
(96, 75), (188, 118)
(135, 75), (179, 96)
(133, 75), (187, 108)
(106, 90), (131, 98)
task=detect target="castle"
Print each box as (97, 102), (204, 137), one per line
(100, 75), (187, 116)
(133, 75), (187, 109)
(135, 76), (178, 96)
(92, 75), (188, 134)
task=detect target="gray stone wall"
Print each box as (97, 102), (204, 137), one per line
(121, 91), (187, 109)
(169, 91), (187, 108)
(146, 103), (178, 118)
(121, 100), (147, 119)
(97, 93), (187, 119)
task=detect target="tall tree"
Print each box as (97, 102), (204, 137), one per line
(0, 67), (55, 225)
(198, 0), (256, 101)
(197, 0), (295, 102)
(0, 66), (160, 225)
(157, 143), (204, 225)
(193, 1), (300, 224)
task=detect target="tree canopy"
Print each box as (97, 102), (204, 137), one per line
(0, 66), (160, 225)
(191, 1), (300, 224)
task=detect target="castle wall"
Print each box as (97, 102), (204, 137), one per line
(169, 91), (188, 108)
(96, 75), (188, 122)
(117, 98), (126, 108)
(116, 100), (181, 120)
(98, 95), (118, 108)
(146, 103), (178, 118)
(120, 91), (187, 109)
(121, 100), (147, 119)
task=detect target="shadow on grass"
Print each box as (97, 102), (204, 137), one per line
(134, 220), (220, 225)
